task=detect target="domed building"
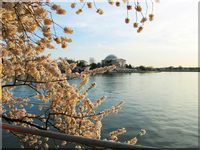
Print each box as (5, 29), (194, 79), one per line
(101, 54), (126, 68)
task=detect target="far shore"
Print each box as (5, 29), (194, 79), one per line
(108, 68), (200, 73)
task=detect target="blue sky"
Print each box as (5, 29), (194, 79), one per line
(46, 0), (198, 67)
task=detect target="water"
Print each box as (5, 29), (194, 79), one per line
(2, 72), (198, 148)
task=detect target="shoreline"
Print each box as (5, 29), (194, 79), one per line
(108, 70), (199, 74)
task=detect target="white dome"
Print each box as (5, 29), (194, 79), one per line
(104, 55), (118, 61)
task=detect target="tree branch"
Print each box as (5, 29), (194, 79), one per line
(1, 114), (46, 130)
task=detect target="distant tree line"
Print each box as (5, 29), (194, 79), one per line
(58, 59), (200, 73)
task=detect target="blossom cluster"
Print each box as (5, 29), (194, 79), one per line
(109, 128), (127, 141)
(69, 0), (157, 33)
(108, 0), (157, 33)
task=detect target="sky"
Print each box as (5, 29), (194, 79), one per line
(46, 0), (199, 67)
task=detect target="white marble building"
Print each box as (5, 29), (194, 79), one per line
(101, 55), (126, 68)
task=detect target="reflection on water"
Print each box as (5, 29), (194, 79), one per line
(2, 72), (198, 148)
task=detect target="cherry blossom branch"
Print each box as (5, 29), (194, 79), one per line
(1, 114), (46, 130)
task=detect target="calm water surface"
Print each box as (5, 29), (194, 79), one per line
(2, 72), (198, 148)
